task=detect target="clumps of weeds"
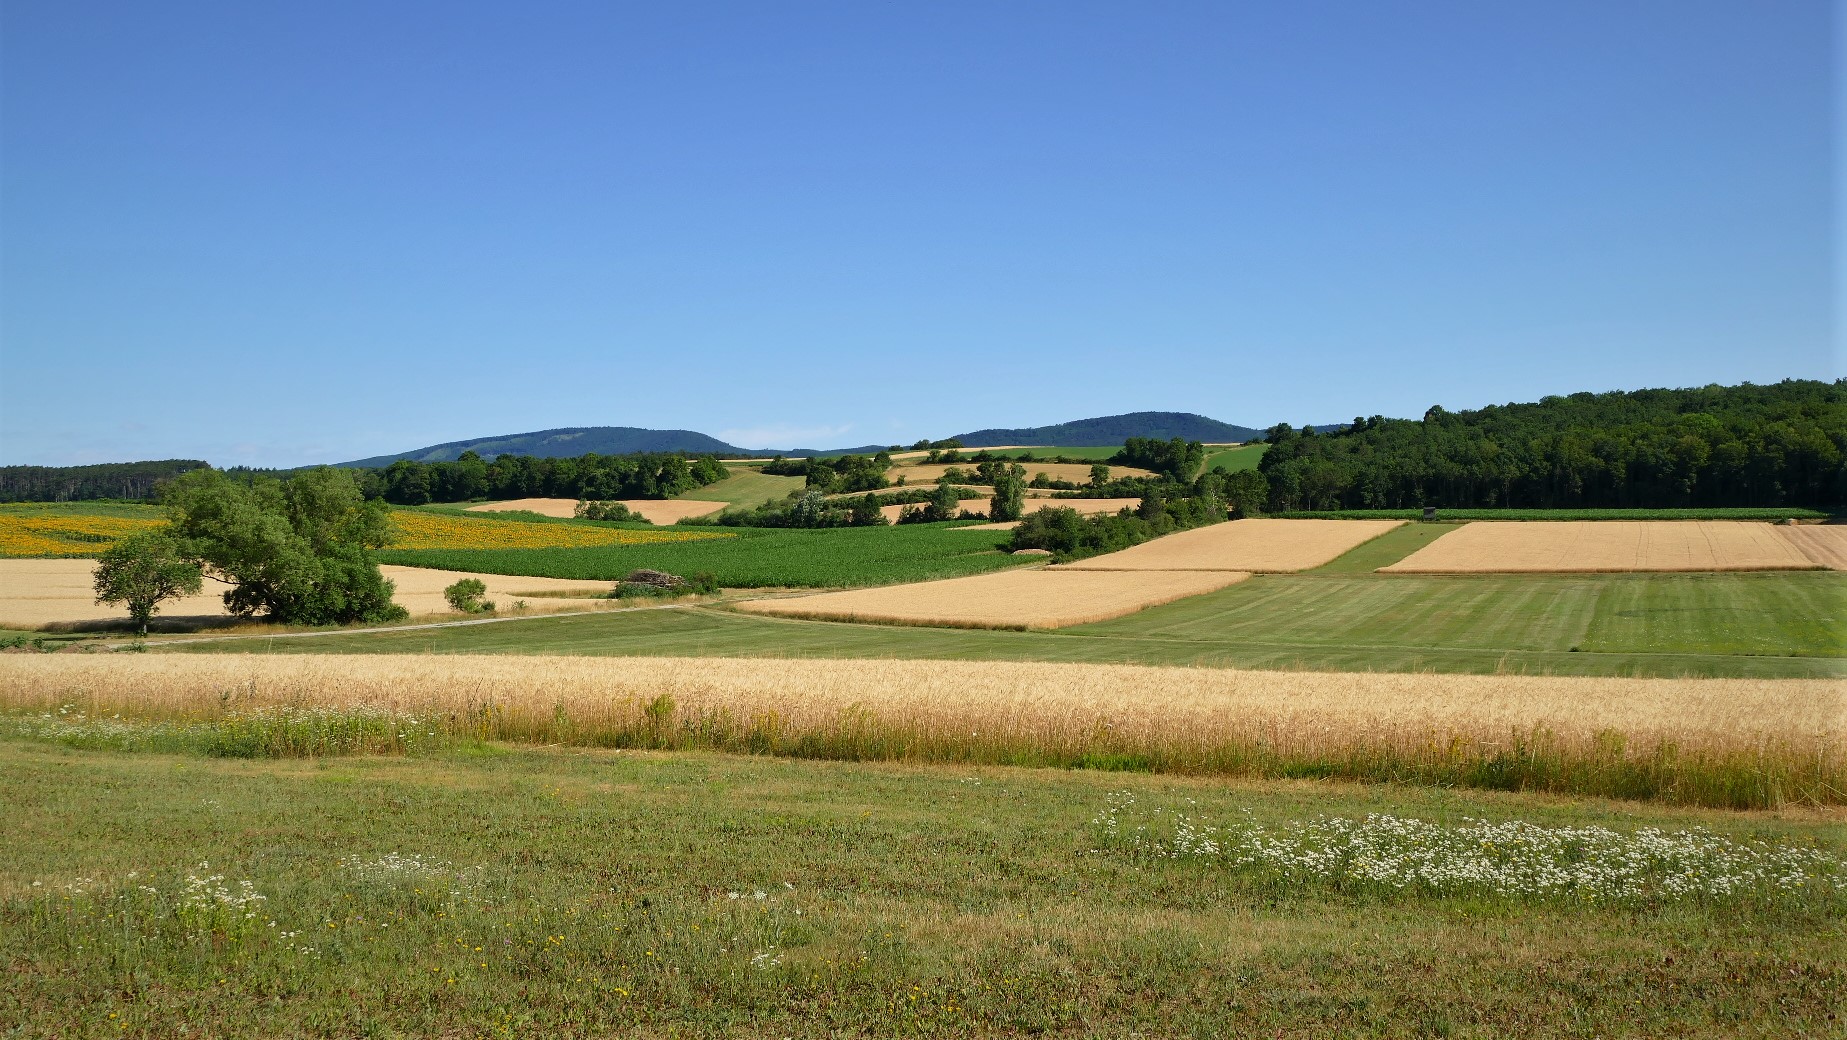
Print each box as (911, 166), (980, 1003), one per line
(607, 569), (720, 600)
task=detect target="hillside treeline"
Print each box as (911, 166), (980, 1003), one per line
(364, 451), (729, 505)
(1259, 380), (1846, 511)
(0, 460), (210, 502)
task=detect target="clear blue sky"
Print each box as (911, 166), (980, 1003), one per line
(2, 1), (1837, 465)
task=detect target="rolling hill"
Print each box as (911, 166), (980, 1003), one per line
(336, 427), (898, 466)
(338, 413), (1290, 467)
(950, 412), (1265, 447)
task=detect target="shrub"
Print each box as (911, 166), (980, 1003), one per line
(443, 578), (491, 613)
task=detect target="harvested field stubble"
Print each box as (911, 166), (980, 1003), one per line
(388, 510), (727, 550)
(1383, 521), (1820, 574)
(1780, 524), (1847, 570)
(734, 568), (1247, 629)
(1060, 518), (1406, 572)
(0, 560), (622, 629)
(2, 654), (1838, 808)
(465, 498), (728, 524)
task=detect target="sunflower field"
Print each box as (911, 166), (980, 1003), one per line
(0, 509), (164, 558)
(0, 503), (731, 558)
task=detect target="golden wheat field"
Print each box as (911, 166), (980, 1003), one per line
(1780, 524), (1847, 570)
(1059, 518), (1405, 572)
(2, 653), (1838, 805)
(734, 568), (1247, 629)
(462, 498), (728, 524)
(1381, 520), (1820, 573)
(0, 559), (617, 629)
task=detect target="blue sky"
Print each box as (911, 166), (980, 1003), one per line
(1, 1), (1837, 465)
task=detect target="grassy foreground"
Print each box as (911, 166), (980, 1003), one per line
(165, 571), (1847, 679)
(3, 739), (1841, 1038)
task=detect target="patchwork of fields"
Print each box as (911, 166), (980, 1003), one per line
(4, 482), (1843, 1037)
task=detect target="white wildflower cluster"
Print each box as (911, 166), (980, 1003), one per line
(175, 865), (269, 933)
(749, 948), (783, 970)
(338, 852), (483, 899)
(5, 706), (171, 747)
(1091, 793), (1838, 904)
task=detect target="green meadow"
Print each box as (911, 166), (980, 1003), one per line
(3, 739), (1839, 1039)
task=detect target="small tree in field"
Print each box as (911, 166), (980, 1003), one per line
(927, 477), (962, 521)
(989, 464), (1027, 522)
(93, 532), (203, 637)
(443, 578), (492, 613)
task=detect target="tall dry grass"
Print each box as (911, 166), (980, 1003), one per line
(3, 654), (1840, 809)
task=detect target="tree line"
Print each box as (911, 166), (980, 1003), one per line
(365, 451), (729, 505)
(1257, 380), (1846, 511)
(0, 460), (210, 503)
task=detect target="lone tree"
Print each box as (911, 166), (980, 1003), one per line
(93, 532), (203, 637)
(162, 466), (408, 625)
(989, 463), (1027, 522)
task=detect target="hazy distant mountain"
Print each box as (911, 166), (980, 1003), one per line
(337, 427), (893, 466)
(338, 427), (747, 467)
(952, 411), (1265, 447)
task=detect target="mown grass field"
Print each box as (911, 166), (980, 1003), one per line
(1203, 442), (1266, 471)
(377, 523), (1027, 588)
(674, 467), (805, 508)
(161, 570), (1847, 678)
(3, 739), (1839, 1038)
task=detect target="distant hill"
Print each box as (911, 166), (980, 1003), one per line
(337, 427), (897, 467)
(952, 412), (1264, 448)
(338, 427), (746, 467)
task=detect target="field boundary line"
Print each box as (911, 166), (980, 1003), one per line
(106, 602), (704, 649)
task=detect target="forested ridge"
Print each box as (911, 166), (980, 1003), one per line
(1259, 380), (1845, 511)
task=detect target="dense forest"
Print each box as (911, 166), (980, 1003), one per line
(1258, 380), (1846, 511)
(0, 460), (210, 502)
(361, 451), (729, 505)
